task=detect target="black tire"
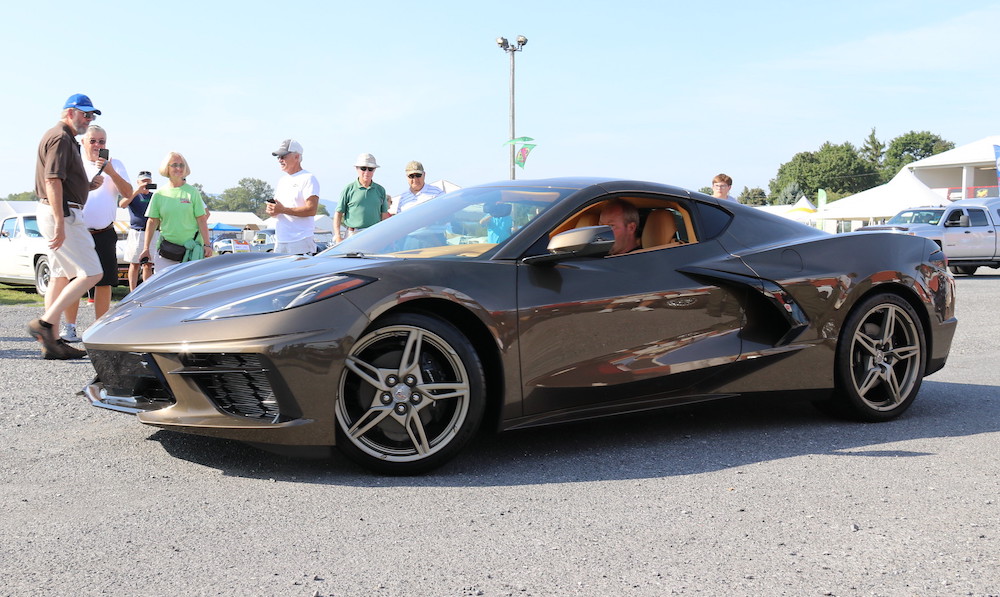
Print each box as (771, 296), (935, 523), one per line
(34, 256), (50, 296)
(335, 313), (486, 474)
(829, 293), (926, 422)
(949, 265), (977, 276)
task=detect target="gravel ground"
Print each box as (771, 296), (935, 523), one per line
(1, 276), (998, 597)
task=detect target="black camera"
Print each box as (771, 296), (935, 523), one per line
(98, 148), (110, 159)
(145, 183), (157, 190)
(266, 198), (276, 204)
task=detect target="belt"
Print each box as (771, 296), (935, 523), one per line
(89, 223), (115, 234)
(39, 198), (83, 210)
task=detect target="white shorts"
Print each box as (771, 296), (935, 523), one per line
(124, 228), (158, 263)
(36, 204), (102, 280)
(274, 238), (316, 255)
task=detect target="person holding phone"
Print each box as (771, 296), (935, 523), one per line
(267, 139), (320, 255)
(56, 125), (133, 342)
(119, 170), (158, 291)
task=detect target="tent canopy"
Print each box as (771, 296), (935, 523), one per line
(816, 168), (949, 220)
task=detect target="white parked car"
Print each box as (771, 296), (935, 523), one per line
(0, 211), (51, 295)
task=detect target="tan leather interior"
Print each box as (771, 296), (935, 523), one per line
(640, 210), (681, 249)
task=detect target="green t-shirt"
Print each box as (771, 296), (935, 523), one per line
(337, 179), (387, 229)
(145, 183), (206, 245)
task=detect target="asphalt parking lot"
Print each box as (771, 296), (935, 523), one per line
(1, 275), (998, 596)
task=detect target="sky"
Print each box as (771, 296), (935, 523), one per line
(2, 1), (998, 201)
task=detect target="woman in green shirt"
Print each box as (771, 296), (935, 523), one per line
(139, 151), (212, 277)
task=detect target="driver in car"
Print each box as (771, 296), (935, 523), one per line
(598, 199), (641, 255)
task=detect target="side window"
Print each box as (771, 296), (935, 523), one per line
(23, 217), (43, 238)
(967, 209), (988, 227)
(1, 218), (15, 239)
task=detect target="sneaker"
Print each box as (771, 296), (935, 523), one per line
(60, 323), (82, 343)
(43, 339), (87, 360)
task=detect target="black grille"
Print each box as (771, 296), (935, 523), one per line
(179, 354), (280, 421)
(89, 349), (173, 403)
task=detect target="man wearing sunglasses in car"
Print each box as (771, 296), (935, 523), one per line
(333, 153), (388, 244)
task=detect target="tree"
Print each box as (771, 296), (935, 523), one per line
(860, 127), (885, 179)
(884, 131), (955, 174)
(213, 178), (274, 219)
(697, 186), (712, 195)
(737, 186), (768, 205)
(5, 191), (38, 201)
(190, 182), (213, 208)
(769, 142), (879, 201)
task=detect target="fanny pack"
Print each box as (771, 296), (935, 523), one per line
(158, 233), (198, 262)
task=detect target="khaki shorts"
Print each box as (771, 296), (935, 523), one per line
(274, 238), (316, 255)
(124, 228), (159, 263)
(36, 204), (102, 280)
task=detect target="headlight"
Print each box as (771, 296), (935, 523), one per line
(191, 274), (373, 320)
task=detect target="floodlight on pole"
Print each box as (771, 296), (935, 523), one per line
(496, 35), (527, 179)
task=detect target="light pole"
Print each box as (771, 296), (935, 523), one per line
(496, 35), (527, 180)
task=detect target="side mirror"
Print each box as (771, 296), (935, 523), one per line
(523, 225), (615, 265)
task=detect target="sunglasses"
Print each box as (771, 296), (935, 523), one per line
(358, 166), (376, 172)
(408, 173), (423, 179)
(169, 162), (185, 168)
(88, 139), (107, 145)
(79, 111), (97, 121)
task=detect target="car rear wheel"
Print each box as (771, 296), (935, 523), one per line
(949, 265), (977, 276)
(34, 256), (50, 296)
(336, 313), (485, 474)
(829, 294), (926, 421)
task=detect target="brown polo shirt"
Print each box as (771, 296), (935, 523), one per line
(35, 121), (89, 208)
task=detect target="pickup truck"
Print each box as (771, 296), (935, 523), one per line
(858, 196), (1000, 275)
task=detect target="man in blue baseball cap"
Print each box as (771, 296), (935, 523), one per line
(27, 93), (105, 359)
(63, 93), (102, 115)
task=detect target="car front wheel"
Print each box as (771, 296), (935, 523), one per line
(830, 293), (926, 421)
(34, 256), (50, 296)
(336, 313), (486, 474)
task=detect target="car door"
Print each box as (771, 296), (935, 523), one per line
(514, 204), (754, 417)
(942, 208), (994, 258)
(0, 216), (31, 279)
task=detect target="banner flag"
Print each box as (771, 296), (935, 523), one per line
(994, 145), (1000, 190)
(514, 144), (536, 168)
(504, 137), (534, 145)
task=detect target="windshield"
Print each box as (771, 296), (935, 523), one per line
(886, 209), (944, 226)
(325, 185), (576, 259)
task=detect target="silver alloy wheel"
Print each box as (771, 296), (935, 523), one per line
(847, 301), (922, 411)
(337, 322), (474, 465)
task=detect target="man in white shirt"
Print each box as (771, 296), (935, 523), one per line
(266, 139), (320, 254)
(60, 125), (132, 341)
(390, 161), (443, 215)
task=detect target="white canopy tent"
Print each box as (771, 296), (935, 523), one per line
(814, 167), (949, 223)
(754, 196), (816, 222)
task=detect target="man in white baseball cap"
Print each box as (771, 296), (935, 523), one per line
(267, 139), (320, 254)
(333, 153), (388, 244)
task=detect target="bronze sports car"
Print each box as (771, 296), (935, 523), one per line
(82, 178), (958, 474)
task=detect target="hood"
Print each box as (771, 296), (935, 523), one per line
(120, 253), (390, 310)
